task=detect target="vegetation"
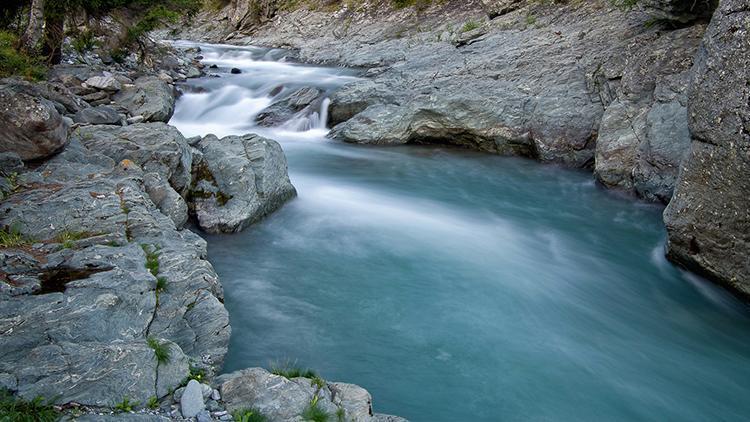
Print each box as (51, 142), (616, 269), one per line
(141, 244), (161, 277)
(271, 361), (318, 379)
(301, 396), (329, 422)
(232, 408), (268, 422)
(186, 365), (206, 383)
(310, 376), (325, 391)
(146, 396), (159, 409)
(114, 397), (137, 413)
(70, 29), (96, 54)
(335, 407), (345, 422)
(147, 336), (171, 365)
(0, 388), (59, 422)
(0, 31), (45, 80)
(461, 20), (480, 33)
(0, 224), (31, 249)
(156, 276), (168, 293)
(55, 230), (90, 249)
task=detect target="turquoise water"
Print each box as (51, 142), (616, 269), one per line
(173, 42), (750, 422)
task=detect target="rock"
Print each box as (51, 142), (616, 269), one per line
(0, 373), (17, 392)
(372, 415), (409, 422)
(328, 383), (373, 422)
(196, 410), (212, 422)
(144, 172), (189, 228)
(663, 0), (750, 295)
(200, 382), (212, 399)
(190, 134), (296, 233)
(85, 75), (122, 92)
(71, 123), (193, 196)
(174, 387), (186, 402)
(0, 152), (24, 175)
(230, 67), (241, 74)
(127, 115), (145, 124)
(480, 0), (524, 18)
(0, 80), (69, 161)
(181, 380), (205, 418)
(642, 0), (718, 23)
(211, 389), (221, 401)
(112, 76), (175, 123)
(72, 105), (122, 125)
(257, 87), (322, 127)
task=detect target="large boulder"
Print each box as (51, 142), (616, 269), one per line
(112, 76), (175, 123)
(0, 80), (69, 160)
(190, 134), (296, 233)
(71, 123), (192, 195)
(663, 0), (750, 295)
(72, 105), (122, 125)
(642, 0), (718, 23)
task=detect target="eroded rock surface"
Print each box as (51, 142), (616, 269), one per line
(664, 0), (750, 295)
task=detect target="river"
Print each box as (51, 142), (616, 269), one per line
(170, 41), (750, 422)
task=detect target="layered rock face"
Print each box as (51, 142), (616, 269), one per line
(663, 0), (750, 295)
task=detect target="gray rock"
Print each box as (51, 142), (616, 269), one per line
(0, 80), (69, 161)
(181, 380), (205, 418)
(75, 415), (172, 422)
(480, 0), (524, 18)
(257, 86), (322, 127)
(71, 123), (193, 196)
(73, 105), (122, 125)
(0, 152), (24, 175)
(328, 382), (373, 422)
(0, 373), (17, 391)
(112, 76), (175, 123)
(211, 389), (221, 401)
(190, 134), (296, 233)
(642, 0), (718, 23)
(85, 75), (121, 92)
(127, 115), (145, 124)
(664, 0), (750, 296)
(372, 415), (409, 422)
(144, 172), (189, 228)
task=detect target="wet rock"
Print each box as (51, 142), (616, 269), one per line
(190, 133), (296, 233)
(257, 86), (322, 127)
(0, 80), (69, 161)
(72, 105), (122, 125)
(664, 0), (750, 296)
(230, 67), (242, 74)
(181, 380), (205, 418)
(112, 76), (175, 123)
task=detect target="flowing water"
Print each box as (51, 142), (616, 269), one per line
(170, 42), (750, 421)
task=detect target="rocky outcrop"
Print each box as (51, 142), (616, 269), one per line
(663, 0), (750, 295)
(189, 133), (297, 233)
(0, 80), (69, 161)
(642, 0), (718, 23)
(218, 368), (406, 422)
(112, 76), (176, 123)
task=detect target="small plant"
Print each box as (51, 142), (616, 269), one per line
(0, 388), (59, 422)
(141, 244), (161, 277)
(232, 407), (268, 422)
(301, 396), (329, 422)
(525, 14), (537, 25)
(147, 336), (171, 365)
(0, 31), (46, 80)
(271, 361), (318, 379)
(335, 407), (346, 422)
(186, 365), (206, 383)
(461, 20), (481, 33)
(0, 224), (30, 248)
(71, 30), (97, 54)
(114, 397), (137, 413)
(610, 0), (640, 10)
(310, 376), (325, 391)
(146, 396), (159, 409)
(55, 230), (90, 249)
(156, 276), (168, 293)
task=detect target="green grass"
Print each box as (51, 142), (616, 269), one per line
(186, 365), (206, 383)
(335, 407), (345, 422)
(55, 230), (90, 249)
(141, 244), (161, 277)
(232, 408), (268, 422)
(146, 396), (159, 409)
(1, 172), (19, 200)
(156, 276), (168, 293)
(71, 30), (97, 54)
(310, 376), (325, 391)
(301, 396), (329, 422)
(114, 397), (137, 413)
(0, 224), (30, 249)
(0, 389), (59, 422)
(147, 337), (171, 365)
(525, 14), (537, 25)
(0, 31), (46, 80)
(461, 20), (481, 33)
(271, 362), (318, 379)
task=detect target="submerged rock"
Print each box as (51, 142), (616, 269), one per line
(664, 0), (750, 296)
(189, 133), (296, 233)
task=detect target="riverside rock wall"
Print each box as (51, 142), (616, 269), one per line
(177, 0), (748, 298)
(0, 43), (403, 421)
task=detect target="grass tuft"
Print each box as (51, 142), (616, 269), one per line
(146, 396), (159, 410)
(232, 407), (268, 422)
(114, 397), (137, 413)
(271, 361), (318, 379)
(461, 20), (481, 33)
(140, 244), (161, 277)
(55, 230), (90, 249)
(0, 224), (31, 249)
(156, 276), (168, 293)
(147, 336), (171, 365)
(301, 396), (329, 422)
(0, 388), (58, 422)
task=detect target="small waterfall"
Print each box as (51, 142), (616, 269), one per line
(280, 98), (332, 132)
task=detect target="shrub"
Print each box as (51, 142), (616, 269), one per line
(232, 408), (268, 422)
(0, 31), (46, 80)
(147, 336), (171, 365)
(0, 388), (58, 422)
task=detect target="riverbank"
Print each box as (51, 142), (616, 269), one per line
(171, 0), (749, 299)
(0, 41), (404, 421)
